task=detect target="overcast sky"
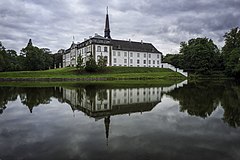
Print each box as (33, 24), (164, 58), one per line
(1, 0), (240, 54)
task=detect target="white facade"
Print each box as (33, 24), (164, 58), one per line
(112, 50), (161, 67)
(63, 36), (162, 68)
(62, 87), (162, 114)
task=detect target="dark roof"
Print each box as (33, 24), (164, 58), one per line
(111, 39), (161, 53)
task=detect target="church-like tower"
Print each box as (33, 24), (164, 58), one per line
(104, 7), (111, 39)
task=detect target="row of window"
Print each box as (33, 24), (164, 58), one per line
(113, 90), (160, 98)
(113, 51), (160, 58)
(113, 58), (160, 64)
(97, 46), (108, 52)
(112, 96), (159, 105)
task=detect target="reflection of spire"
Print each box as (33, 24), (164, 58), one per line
(104, 116), (110, 146)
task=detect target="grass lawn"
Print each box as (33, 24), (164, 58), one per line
(0, 66), (185, 80)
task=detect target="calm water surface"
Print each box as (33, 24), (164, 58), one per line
(0, 80), (240, 160)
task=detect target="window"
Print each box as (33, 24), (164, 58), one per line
(104, 104), (108, 109)
(157, 54), (160, 58)
(118, 52), (121, 56)
(149, 54), (151, 58)
(104, 47), (108, 52)
(144, 54), (146, 58)
(157, 61), (159, 64)
(124, 59), (127, 63)
(137, 53), (140, 57)
(153, 60), (155, 64)
(137, 59), (140, 64)
(114, 58), (117, 63)
(149, 60), (151, 64)
(113, 51), (116, 56)
(124, 52), (127, 57)
(130, 52), (133, 57)
(143, 60), (146, 64)
(130, 59), (133, 63)
(97, 46), (101, 52)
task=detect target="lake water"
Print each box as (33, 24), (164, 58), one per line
(0, 80), (240, 160)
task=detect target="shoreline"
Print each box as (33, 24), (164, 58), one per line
(0, 77), (185, 82)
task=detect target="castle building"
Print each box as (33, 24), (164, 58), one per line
(62, 9), (162, 68)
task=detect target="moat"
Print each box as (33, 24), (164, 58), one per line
(0, 80), (240, 160)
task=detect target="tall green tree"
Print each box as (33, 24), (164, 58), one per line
(21, 39), (53, 71)
(97, 55), (107, 71)
(76, 54), (84, 71)
(180, 38), (220, 74)
(85, 55), (98, 72)
(0, 42), (21, 71)
(222, 27), (240, 77)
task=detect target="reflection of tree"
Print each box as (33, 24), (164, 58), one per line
(76, 88), (85, 105)
(167, 82), (223, 118)
(85, 85), (97, 108)
(0, 87), (18, 114)
(97, 89), (107, 101)
(221, 84), (240, 128)
(167, 81), (240, 128)
(20, 88), (52, 112)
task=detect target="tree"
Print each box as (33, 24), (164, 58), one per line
(180, 38), (220, 74)
(163, 54), (184, 69)
(0, 42), (20, 71)
(0, 54), (5, 72)
(222, 27), (240, 77)
(21, 39), (53, 71)
(85, 55), (98, 72)
(76, 54), (84, 71)
(97, 55), (107, 71)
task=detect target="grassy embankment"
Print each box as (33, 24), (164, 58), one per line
(0, 67), (186, 87)
(0, 67), (185, 79)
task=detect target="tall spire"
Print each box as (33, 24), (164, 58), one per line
(104, 7), (111, 39)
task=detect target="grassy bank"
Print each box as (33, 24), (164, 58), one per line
(0, 67), (185, 81)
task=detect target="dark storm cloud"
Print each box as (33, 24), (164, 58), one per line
(0, 0), (239, 54)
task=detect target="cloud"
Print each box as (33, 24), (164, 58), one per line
(0, 0), (239, 54)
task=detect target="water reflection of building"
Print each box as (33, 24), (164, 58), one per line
(62, 87), (163, 119)
(62, 86), (165, 145)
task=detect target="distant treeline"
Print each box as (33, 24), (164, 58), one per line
(0, 39), (63, 71)
(163, 27), (240, 77)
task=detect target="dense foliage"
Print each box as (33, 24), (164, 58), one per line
(222, 27), (240, 77)
(164, 38), (221, 74)
(76, 55), (107, 72)
(85, 55), (98, 72)
(0, 39), (61, 72)
(163, 27), (240, 76)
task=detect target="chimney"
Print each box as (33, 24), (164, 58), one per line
(141, 40), (143, 44)
(129, 39), (131, 42)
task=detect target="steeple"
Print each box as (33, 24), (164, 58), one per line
(104, 7), (111, 39)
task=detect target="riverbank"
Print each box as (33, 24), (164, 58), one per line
(0, 67), (185, 82)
